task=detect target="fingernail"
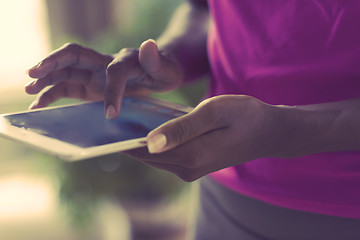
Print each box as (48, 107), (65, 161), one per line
(24, 81), (35, 88)
(148, 133), (167, 154)
(27, 62), (42, 77)
(26, 68), (34, 75)
(28, 101), (37, 110)
(148, 39), (156, 44)
(140, 39), (157, 49)
(28, 62), (41, 71)
(106, 105), (117, 119)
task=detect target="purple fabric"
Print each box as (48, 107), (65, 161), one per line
(207, 0), (360, 218)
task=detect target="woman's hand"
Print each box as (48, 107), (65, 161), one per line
(25, 43), (113, 108)
(125, 95), (285, 182)
(25, 40), (183, 118)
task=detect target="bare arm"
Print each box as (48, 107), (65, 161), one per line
(156, 0), (210, 82)
(274, 98), (360, 158)
(148, 96), (360, 158)
(125, 95), (360, 181)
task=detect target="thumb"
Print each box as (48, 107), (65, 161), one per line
(139, 39), (183, 91)
(146, 103), (225, 154)
(139, 39), (162, 75)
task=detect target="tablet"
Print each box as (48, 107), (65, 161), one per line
(0, 97), (193, 161)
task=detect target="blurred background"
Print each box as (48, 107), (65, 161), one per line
(0, 0), (207, 239)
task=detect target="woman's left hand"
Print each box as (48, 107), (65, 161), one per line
(126, 95), (285, 181)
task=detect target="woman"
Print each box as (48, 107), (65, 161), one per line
(26, 0), (360, 239)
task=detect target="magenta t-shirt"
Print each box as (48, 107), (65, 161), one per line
(207, 0), (360, 219)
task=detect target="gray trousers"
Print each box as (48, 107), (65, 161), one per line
(193, 177), (360, 240)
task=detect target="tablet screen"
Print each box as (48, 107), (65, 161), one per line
(3, 98), (186, 148)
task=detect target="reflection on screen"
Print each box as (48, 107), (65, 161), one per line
(5, 98), (186, 147)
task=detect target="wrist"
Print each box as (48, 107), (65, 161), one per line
(270, 104), (341, 159)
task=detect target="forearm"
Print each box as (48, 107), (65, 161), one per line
(156, 1), (210, 82)
(273, 98), (360, 159)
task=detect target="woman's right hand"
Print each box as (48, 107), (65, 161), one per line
(25, 39), (183, 119)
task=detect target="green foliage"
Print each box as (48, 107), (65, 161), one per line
(58, 153), (188, 227)
(75, 0), (183, 54)
(60, 154), (186, 202)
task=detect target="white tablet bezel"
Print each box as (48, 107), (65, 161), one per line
(0, 97), (193, 161)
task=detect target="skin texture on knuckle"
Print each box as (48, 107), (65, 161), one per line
(107, 50), (139, 77)
(166, 119), (193, 147)
(106, 61), (127, 78)
(44, 44), (79, 69)
(62, 43), (81, 58)
(64, 43), (98, 60)
(116, 48), (139, 62)
(61, 42), (113, 69)
(196, 97), (228, 128)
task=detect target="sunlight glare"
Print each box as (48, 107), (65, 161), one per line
(0, 176), (55, 221)
(0, 0), (49, 89)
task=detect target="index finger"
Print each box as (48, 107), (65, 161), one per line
(27, 43), (113, 79)
(104, 59), (131, 119)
